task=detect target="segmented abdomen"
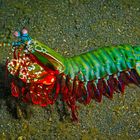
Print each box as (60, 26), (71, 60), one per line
(65, 45), (136, 81)
(60, 45), (140, 108)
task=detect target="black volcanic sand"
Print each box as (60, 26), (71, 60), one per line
(0, 0), (140, 139)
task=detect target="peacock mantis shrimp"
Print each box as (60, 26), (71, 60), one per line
(1, 28), (140, 121)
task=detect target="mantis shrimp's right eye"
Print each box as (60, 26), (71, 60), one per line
(21, 28), (28, 35)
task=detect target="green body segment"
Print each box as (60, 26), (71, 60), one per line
(29, 40), (66, 73)
(28, 40), (140, 82)
(133, 45), (140, 75)
(64, 45), (140, 81)
(32, 40), (64, 63)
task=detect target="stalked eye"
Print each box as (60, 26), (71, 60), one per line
(22, 28), (28, 35)
(13, 31), (20, 38)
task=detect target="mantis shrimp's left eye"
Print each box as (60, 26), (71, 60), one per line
(13, 31), (20, 38)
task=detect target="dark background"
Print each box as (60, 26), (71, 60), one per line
(0, 0), (140, 139)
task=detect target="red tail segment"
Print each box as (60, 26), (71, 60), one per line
(58, 69), (140, 121)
